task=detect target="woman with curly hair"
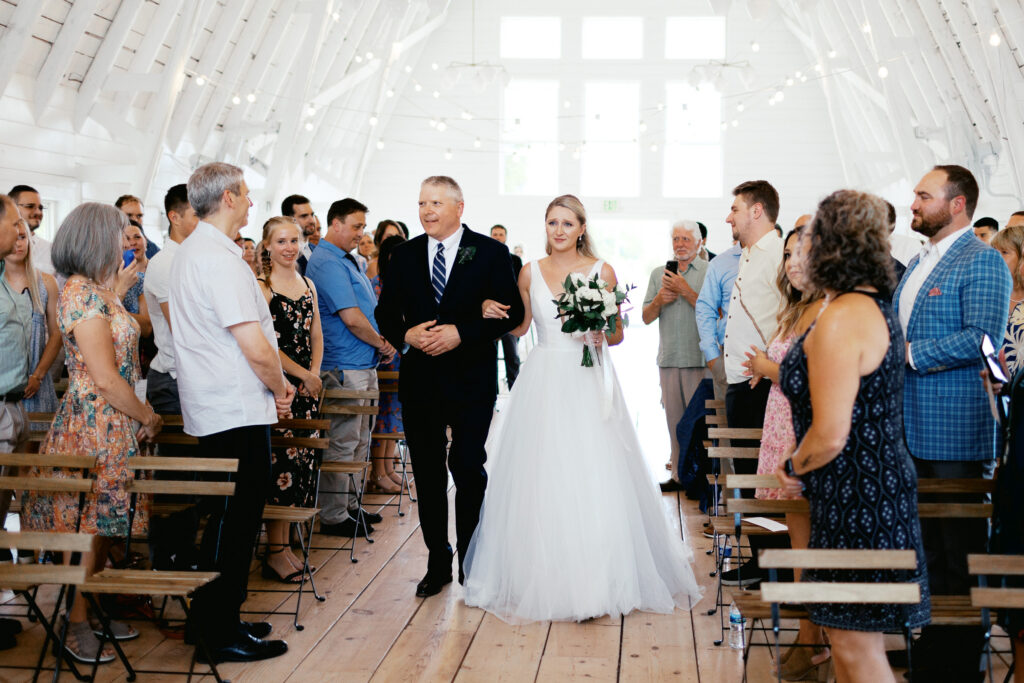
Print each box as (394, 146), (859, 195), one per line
(992, 226), (1024, 376)
(775, 190), (929, 682)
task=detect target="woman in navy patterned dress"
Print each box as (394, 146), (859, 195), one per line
(776, 190), (929, 683)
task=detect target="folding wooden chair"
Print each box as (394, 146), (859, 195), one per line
(373, 370), (415, 516)
(318, 387), (380, 562)
(969, 553), (1023, 683)
(757, 548), (922, 683)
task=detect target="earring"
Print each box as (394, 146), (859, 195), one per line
(577, 234), (584, 246)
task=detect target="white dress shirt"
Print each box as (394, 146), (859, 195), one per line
(143, 239), (179, 378)
(30, 233), (54, 277)
(898, 224), (972, 369)
(169, 222), (278, 436)
(427, 226), (465, 283)
(724, 230), (784, 384)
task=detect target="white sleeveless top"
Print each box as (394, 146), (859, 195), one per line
(529, 259), (604, 352)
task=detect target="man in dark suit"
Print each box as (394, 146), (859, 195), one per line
(376, 176), (524, 597)
(489, 224), (522, 388)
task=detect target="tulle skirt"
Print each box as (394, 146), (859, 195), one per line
(462, 343), (703, 624)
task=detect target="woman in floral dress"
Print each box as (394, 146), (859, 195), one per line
(21, 203), (162, 663)
(741, 225), (827, 679)
(368, 234), (406, 493)
(258, 217), (323, 582)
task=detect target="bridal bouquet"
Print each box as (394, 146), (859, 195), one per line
(553, 273), (634, 367)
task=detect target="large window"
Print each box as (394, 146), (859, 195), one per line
(662, 83), (722, 198)
(500, 80), (559, 195)
(581, 17), (644, 60)
(500, 17), (561, 59)
(665, 17), (726, 59)
(582, 82), (640, 197)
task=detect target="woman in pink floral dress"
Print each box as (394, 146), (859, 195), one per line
(21, 204), (162, 664)
(742, 225), (827, 679)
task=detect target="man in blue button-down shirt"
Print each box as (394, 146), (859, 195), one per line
(695, 241), (742, 400)
(307, 198), (396, 538)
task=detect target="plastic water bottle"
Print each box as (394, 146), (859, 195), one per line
(721, 543), (732, 573)
(728, 601), (745, 649)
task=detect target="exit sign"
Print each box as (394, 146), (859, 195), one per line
(602, 199), (620, 212)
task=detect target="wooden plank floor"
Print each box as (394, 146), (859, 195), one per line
(1, 489), (1013, 682)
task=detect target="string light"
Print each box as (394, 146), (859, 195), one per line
(369, 115), (379, 126)
(436, 119), (447, 131)
(444, 149), (453, 160)
(828, 50), (837, 59)
(649, 143), (659, 152)
(639, 120), (648, 132)
(989, 32), (1001, 46)
(366, 52), (374, 60)
(878, 65), (889, 78)
(304, 122), (313, 131)
(231, 95), (241, 105)
(431, 62), (439, 70)
(862, 22), (871, 33)
(461, 110), (473, 120)
(376, 140), (385, 150)
(331, 11), (340, 21)
(736, 103), (745, 112)
(354, 55), (363, 63)
(785, 77), (794, 86)
(432, 90), (440, 98)
(246, 93), (256, 103)
(563, 99), (572, 109)
(414, 83), (422, 92)
(558, 142), (565, 151)
(404, 65), (412, 73)
(731, 119), (739, 127)
(474, 138), (482, 148)
(386, 89), (395, 98)
(750, 41), (760, 52)
(428, 118), (437, 128)
(306, 105), (317, 116)
(196, 75), (206, 86)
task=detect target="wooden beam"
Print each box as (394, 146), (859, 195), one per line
(73, 0), (144, 132)
(103, 72), (164, 93)
(0, 1), (46, 99)
(166, 0), (256, 151)
(113, 0), (184, 113)
(33, 0), (103, 121)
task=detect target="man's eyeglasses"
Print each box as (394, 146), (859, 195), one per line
(17, 203), (43, 212)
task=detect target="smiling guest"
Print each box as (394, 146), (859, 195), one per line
(120, 221), (152, 337)
(307, 198), (395, 538)
(642, 220), (709, 492)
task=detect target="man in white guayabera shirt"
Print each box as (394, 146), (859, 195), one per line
(170, 162), (294, 664)
(719, 179), (784, 588)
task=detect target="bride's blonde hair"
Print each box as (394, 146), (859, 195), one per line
(545, 194), (598, 259)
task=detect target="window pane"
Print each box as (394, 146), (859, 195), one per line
(582, 82), (639, 196)
(663, 144), (723, 198)
(665, 17), (726, 59)
(500, 80), (559, 195)
(501, 17), (561, 59)
(582, 17), (643, 60)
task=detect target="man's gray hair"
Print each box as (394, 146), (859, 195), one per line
(188, 162), (244, 219)
(672, 219), (702, 243)
(52, 202), (127, 282)
(421, 175), (464, 204)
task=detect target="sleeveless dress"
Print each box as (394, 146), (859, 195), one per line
(755, 334), (799, 500)
(21, 279), (147, 537)
(778, 291), (930, 631)
(462, 260), (703, 623)
(266, 280), (319, 508)
(370, 275), (402, 440)
(20, 274), (58, 415)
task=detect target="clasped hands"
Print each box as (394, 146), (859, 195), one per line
(741, 344), (770, 387)
(775, 444), (806, 498)
(406, 320), (461, 356)
(658, 269), (692, 304)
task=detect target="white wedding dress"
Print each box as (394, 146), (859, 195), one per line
(463, 260), (703, 623)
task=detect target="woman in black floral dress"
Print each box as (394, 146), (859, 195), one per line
(258, 216), (324, 582)
(776, 191), (929, 683)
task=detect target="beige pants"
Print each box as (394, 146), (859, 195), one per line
(319, 369), (377, 524)
(659, 367), (709, 483)
(0, 401), (28, 529)
(708, 351), (733, 475)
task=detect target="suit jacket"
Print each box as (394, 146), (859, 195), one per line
(893, 231), (1011, 462)
(375, 226), (524, 404)
(510, 253), (523, 280)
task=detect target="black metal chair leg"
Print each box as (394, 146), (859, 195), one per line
(178, 597), (229, 683)
(84, 593), (136, 681)
(295, 522), (325, 602)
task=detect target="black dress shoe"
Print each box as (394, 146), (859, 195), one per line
(415, 572), (452, 598)
(197, 631), (288, 663)
(659, 479), (685, 492)
(242, 621), (272, 639)
(0, 618), (22, 636)
(321, 519), (374, 538)
(355, 508), (383, 524)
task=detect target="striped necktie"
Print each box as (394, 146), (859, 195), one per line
(431, 243), (446, 304)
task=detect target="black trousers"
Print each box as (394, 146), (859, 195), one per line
(725, 380), (788, 567)
(145, 371), (199, 570)
(497, 334), (520, 388)
(402, 399), (494, 576)
(913, 457), (990, 676)
(189, 424), (272, 645)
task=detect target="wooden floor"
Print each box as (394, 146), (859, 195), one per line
(0, 488), (1013, 682)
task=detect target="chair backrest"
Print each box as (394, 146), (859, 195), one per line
(759, 549), (921, 604)
(0, 531), (96, 587)
(968, 554), (1024, 609)
(708, 426), (763, 441)
(126, 457), (238, 497)
(0, 453), (97, 494)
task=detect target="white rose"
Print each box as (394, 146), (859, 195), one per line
(569, 272), (588, 289)
(579, 288), (602, 304)
(602, 291), (618, 317)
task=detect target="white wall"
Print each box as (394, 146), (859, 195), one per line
(359, 0), (846, 262)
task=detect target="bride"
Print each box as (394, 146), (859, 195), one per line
(462, 194), (703, 623)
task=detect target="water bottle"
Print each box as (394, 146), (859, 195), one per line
(721, 543), (732, 574)
(728, 600), (745, 649)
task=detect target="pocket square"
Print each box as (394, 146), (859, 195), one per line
(927, 287), (942, 296)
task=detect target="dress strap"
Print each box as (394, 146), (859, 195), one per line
(591, 260), (605, 278)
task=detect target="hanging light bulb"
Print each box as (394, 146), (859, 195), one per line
(304, 122), (314, 131)
(736, 103), (745, 112)
(436, 119), (447, 131)
(721, 121), (728, 131)
(432, 90), (440, 98)
(195, 75), (206, 86)
(365, 52), (374, 60)
(657, 102), (665, 111)
(649, 143), (659, 152)
(474, 138), (482, 149)
(557, 142), (565, 152)
(814, 63), (824, 73)
(306, 105), (317, 117)
(386, 89), (395, 98)
(750, 41), (760, 52)
(376, 140), (385, 150)
(731, 119), (739, 127)
(785, 77), (794, 86)
(639, 120), (648, 133)
(461, 110), (473, 120)
(369, 115), (379, 126)
(414, 83), (422, 92)
(404, 65), (412, 73)
(331, 11), (340, 21)
(862, 22), (871, 33)
(354, 55), (363, 63)
(828, 49), (837, 59)
(563, 99), (571, 109)
(989, 33), (1001, 47)
(878, 65), (889, 78)
(246, 92), (256, 103)
(444, 149), (453, 160)
(428, 118), (437, 129)
(431, 62), (439, 71)
(774, 90), (784, 102)
(232, 95), (241, 105)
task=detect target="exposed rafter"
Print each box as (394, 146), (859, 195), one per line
(0, 2), (46, 98)
(33, 0), (102, 121)
(73, 0), (144, 132)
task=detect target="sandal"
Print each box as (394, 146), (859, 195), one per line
(88, 613), (139, 641)
(57, 615), (115, 664)
(367, 474), (401, 494)
(261, 547), (305, 584)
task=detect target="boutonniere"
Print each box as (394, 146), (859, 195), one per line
(457, 246), (477, 264)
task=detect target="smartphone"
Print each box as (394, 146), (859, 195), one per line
(784, 458), (799, 479)
(980, 333), (1009, 384)
(122, 249), (136, 268)
(665, 260), (678, 274)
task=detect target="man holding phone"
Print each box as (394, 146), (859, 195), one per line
(642, 220), (708, 492)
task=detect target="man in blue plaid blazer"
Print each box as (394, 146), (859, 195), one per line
(893, 165), (1011, 681)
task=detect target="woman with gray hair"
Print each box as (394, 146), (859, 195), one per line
(21, 202), (162, 664)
